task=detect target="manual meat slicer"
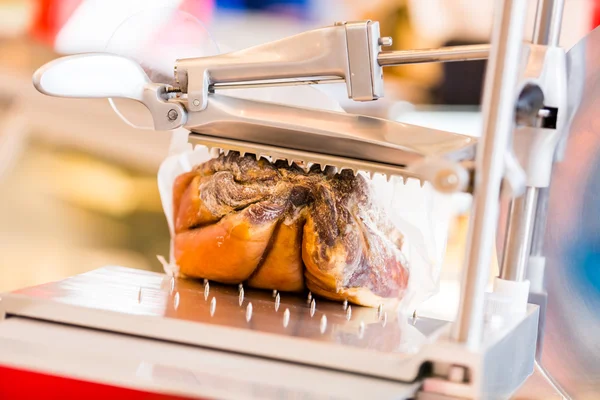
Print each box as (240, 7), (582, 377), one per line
(0, 0), (587, 398)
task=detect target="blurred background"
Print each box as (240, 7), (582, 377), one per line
(0, 0), (599, 398)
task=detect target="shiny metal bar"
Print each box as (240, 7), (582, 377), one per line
(500, 187), (539, 281)
(527, 0), (565, 258)
(530, 187), (550, 256)
(377, 44), (490, 67)
(212, 77), (345, 91)
(452, 0), (528, 348)
(532, 0), (565, 46)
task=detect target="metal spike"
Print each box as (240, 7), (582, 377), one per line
(283, 308), (290, 327)
(368, 170), (375, 179)
(346, 305), (352, 321)
(342, 300), (348, 311)
(223, 149), (230, 156)
(358, 321), (365, 339)
(255, 153), (261, 160)
(239, 287), (245, 306)
(377, 304), (383, 319)
(385, 173), (392, 182)
(246, 302), (253, 322)
(320, 315), (328, 334)
(174, 292), (180, 310)
(319, 163), (326, 171)
(170, 277), (175, 295)
(272, 289), (278, 298)
(137, 287), (142, 303)
(352, 168), (359, 176)
(204, 281), (210, 300)
(275, 293), (281, 312)
(287, 159), (293, 166)
(419, 179), (425, 188)
(210, 297), (216, 316)
(240, 150), (246, 157)
(382, 312), (388, 327)
(307, 291), (312, 304)
(310, 299), (316, 317)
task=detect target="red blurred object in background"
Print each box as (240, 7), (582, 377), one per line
(30, 0), (82, 45)
(593, 0), (600, 30)
(29, 0), (215, 48)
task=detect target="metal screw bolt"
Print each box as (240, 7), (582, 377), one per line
(378, 37), (393, 47)
(193, 99), (200, 106)
(167, 109), (178, 121)
(436, 170), (461, 192)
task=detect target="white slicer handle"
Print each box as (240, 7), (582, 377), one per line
(32, 53), (187, 131)
(33, 53), (150, 101)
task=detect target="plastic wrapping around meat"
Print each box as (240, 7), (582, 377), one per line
(172, 152), (410, 308)
(157, 88), (452, 313)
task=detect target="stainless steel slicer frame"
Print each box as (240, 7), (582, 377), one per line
(3, 0), (577, 398)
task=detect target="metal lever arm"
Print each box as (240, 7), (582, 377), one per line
(33, 53), (186, 130)
(176, 21), (384, 112)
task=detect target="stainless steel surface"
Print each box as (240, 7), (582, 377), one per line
(1, 266), (448, 381)
(377, 45), (490, 67)
(186, 94), (476, 184)
(0, 318), (420, 400)
(532, 0), (565, 47)
(0, 267), (543, 398)
(345, 21), (384, 101)
(500, 187), (538, 281)
(452, 0), (528, 348)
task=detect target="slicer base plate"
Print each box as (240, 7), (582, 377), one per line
(1, 266), (447, 381)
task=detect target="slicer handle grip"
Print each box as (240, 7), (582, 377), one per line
(33, 53), (187, 131)
(33, 53), (150, 101)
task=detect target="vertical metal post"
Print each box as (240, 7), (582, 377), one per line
(500, 0), (565, 280)
(533, 0), (565, 46)
(530, 187), (550, 256)
(500, 187), (538, 281)
(528, 0), (565, 258)
(452, 0), (528, 348)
